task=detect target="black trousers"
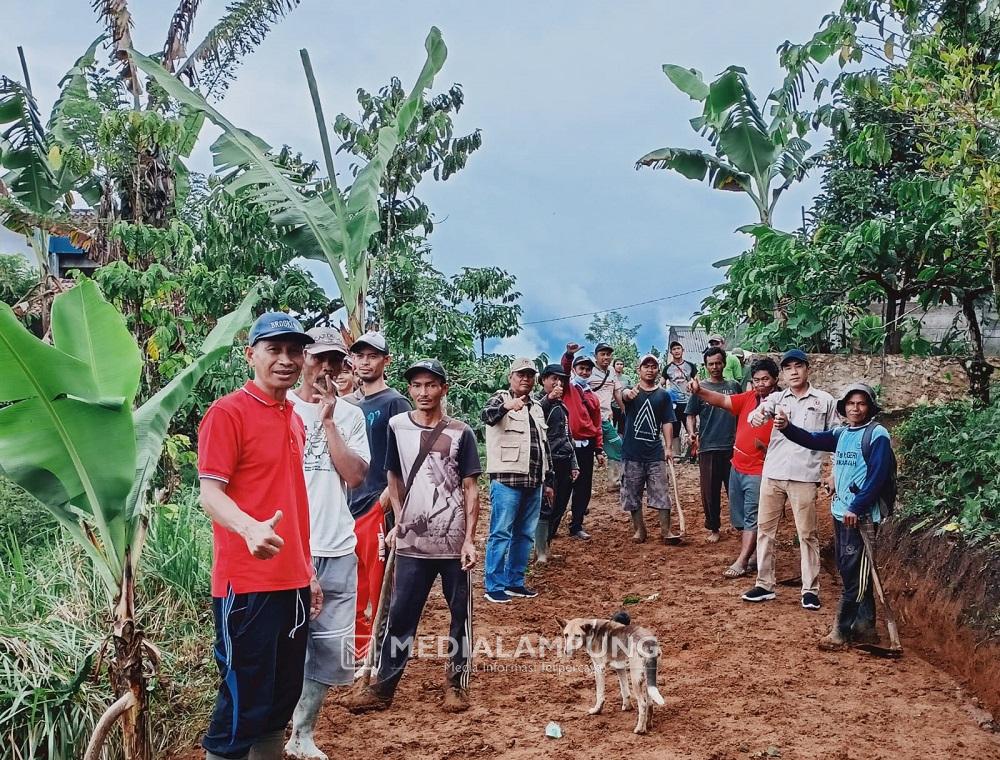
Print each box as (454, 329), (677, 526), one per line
(544, 457), (576, 539)
(698, 449), (732, 532)
(568, 440), (596, 533)
(834, 519), (877, 639)
(373, 555), (472, 698)
(203, 587), (309, 758)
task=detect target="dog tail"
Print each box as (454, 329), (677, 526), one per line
(610, 610), (631, 625)
(644, 656), (665, 706)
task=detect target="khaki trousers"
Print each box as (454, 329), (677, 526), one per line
(754, 478), (820, 595)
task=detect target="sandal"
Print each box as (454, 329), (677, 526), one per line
(723, 563), (747, 579)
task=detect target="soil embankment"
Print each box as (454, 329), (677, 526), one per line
(878, 518), (1000, 720)
(173, 462), (1000, 759)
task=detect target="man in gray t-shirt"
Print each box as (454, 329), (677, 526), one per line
(685, 347), (740, 542)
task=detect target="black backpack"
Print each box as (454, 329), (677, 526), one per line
(849, 423), (898, 517)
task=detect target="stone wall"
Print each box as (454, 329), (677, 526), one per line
(752, 353), (984, 413)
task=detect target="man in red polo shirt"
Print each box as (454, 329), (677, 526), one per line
(688, 357), (779, 578)
(198, 311), (322, 760)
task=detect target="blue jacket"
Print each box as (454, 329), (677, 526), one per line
(780, 420), (892, 523)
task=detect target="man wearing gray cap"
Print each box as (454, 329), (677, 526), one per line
(285, 328), (371, 760)
(482, 358), (553, 604)
(347, 331), (412, 665)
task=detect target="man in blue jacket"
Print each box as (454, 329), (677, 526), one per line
(772, 383), (893, 649)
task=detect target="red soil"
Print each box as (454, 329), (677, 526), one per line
(175, 462), (1000, 759)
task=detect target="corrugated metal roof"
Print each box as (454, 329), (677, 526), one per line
(667, 325), (711, 358)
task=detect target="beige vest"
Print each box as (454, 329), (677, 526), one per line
(485, 390), (549, 476)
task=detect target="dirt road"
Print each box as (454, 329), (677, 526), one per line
(180, 462), (1000, 758)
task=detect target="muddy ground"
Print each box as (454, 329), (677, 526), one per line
(177, 462), (1000, 759)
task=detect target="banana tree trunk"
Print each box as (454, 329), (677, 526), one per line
(347, 287), (366, 342)
(85, 549), (152, 760)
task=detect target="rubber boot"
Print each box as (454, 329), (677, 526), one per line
(630, 510), (647, 543)
(249, 730), (285, 760)
(534, 518), (550, 564)
(284, 679), (330, 760)
(658, 510), (677, 544)
(671, 437), (681, 459)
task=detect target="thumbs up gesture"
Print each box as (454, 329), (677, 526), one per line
(244, 509), (286, 559)
(773, 407), (789, 430)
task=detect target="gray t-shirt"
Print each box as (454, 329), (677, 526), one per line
(685, 380), (741, 453)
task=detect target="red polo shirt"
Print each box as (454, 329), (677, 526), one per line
(198, 381), (312, 597)
(730, 390), (773, 476)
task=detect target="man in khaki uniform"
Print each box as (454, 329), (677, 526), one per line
(741, 349), (838, 611)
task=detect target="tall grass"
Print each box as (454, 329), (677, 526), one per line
(0, 483), (217, 758)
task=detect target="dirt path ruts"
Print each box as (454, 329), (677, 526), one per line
(179, 462), (1000, 759)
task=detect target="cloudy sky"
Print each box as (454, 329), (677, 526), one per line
(2, 0), (838, 357)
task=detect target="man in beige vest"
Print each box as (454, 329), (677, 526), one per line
(481, 358), (553, 604)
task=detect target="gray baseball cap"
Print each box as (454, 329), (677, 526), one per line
(350, 330), (389, 355)
(304, 327), (348, 356)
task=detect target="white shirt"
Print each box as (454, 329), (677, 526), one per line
(289, 392), (371, 557)
(589, 365), (623, 421)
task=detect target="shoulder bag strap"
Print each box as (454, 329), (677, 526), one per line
(402, 417), (451, 505)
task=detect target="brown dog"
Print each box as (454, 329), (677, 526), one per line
(558, 611), (665, 734)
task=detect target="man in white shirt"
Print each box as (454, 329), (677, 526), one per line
(285, 328), (371, 760)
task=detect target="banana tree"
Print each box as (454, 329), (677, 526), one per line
(0, 279), (258, 760)
(636, 65), (823, 245)
(131, 26), (448, 338)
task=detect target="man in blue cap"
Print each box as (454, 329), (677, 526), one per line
(743, 349), (838, 612)
(198, 312), (322, 760)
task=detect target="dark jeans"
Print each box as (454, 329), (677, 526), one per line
(568, 440), (596, 533)
(373, 556), (471, 698)
(698, 449), (732, 532)
(545, 458), (576, 539)
(203, 587), (310, 758)
(834, 519), (877, 640)
(671, 403), (687, 439)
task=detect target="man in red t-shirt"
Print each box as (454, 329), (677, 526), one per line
(197, 311), (322, 760)
(689, 357), (779, 578)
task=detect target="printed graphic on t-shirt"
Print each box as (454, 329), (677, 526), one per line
(632, 396), (661, 442)
(387, 416), (482, 558)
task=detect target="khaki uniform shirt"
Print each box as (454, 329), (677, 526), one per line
(751, 385), (838, 482)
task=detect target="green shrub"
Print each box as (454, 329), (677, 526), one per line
(0, 487), (215, 758)
(895, 388), (1000, 544)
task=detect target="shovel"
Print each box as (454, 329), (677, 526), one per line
(665, 456), (686, 544)
(855, 520), (903, 659)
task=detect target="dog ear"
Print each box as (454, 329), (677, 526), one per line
(581, 621), (594, 634)
(556, 617), (567, 630)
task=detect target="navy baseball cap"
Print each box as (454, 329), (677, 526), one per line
(248, 312), (313, 346)
(780, 348), (809, 367)
(404, 358), (447, 383)
(594, 342), (614, 353)
(540, 363), (568, 379)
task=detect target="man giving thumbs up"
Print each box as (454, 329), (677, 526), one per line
(197, 312), (322, 760)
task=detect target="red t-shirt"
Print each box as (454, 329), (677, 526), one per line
(198, 381), (313, 597)
(730, 390), (773, 476)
